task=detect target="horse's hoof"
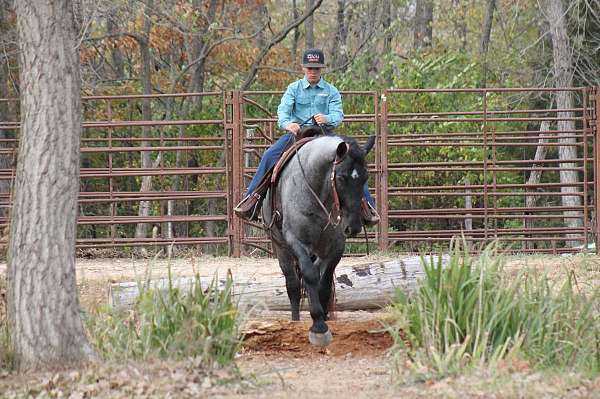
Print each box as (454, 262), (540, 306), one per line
(308, 330), (333, 347)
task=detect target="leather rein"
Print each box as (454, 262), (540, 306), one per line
(292, 117), (349, 229)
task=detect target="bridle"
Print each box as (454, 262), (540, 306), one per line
(293, 117), (349, 229)
(325, 144), (349, 228)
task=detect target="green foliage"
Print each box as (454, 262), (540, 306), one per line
(0, 322), (13, 372)
(0, 277), (14, 371)
(86, 269), (242, 367)
(388, 238), (600, 379)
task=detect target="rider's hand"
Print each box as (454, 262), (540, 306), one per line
(313, 114), (328, 125)
(286, 123), (301, 135)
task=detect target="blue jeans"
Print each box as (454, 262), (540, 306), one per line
(245, 132), (375, 207)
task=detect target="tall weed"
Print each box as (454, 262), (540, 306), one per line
(389, 238), (600, 378)
(0, 276), (14, 370)
(86, 270), (242, 367)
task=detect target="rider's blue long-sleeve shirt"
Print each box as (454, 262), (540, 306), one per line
(277, 77), (344, 130)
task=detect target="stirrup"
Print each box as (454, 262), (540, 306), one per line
(233, 193), (261, 221)
(361, 200), (380, 227)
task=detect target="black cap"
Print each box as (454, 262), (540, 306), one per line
(302, 48), (325, 68)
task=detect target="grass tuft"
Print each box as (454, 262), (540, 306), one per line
(388, 238), (600, 379)
(0, 276), (15, 371)
(86, 266), (242, 368)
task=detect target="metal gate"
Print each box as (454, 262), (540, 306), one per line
(0, 88), (597, 256)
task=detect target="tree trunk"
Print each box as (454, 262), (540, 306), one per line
(382, 0), (393, 83)
(135, 0), (155, 240)
(256, 3), (269, 49)
(480, 0), (496, 55)
(9, 0), (96, 371)
(525, 121), (551, 250)
(189, 0), (217, 107)
(414, 0), (433, 49)
(305, 0), (314, 48)
(167, 0), (218, 240)
(292, 0), (300, 60)
(106, 13), (125, 80)
(479, 0), (496, 87)
(464, 175), (472, 232)
(109, 256), (450, 311)
(545, 0), (583, 246)
(331, 0), (347, 68)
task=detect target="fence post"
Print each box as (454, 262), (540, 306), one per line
(377, 91), (389, 251)
(224, 90), (244, 257)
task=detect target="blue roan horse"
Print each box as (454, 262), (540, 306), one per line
(262, 133), (375, 347)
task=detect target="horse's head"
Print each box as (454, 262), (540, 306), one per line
(333, 135), (376, 238)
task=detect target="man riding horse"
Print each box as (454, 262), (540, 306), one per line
(233, 48), (380, 226)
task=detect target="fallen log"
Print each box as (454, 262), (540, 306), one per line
(108, 255), (450, 312)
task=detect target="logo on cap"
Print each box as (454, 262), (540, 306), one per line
(302, 48), (325, 67)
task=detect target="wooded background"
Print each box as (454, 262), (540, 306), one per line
(2, 0), (599, 95)
(0, 0), (598, 255)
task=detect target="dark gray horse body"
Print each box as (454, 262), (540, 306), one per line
(263, 134), (375, 347)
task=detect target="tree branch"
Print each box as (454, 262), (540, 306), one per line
(240, 0), (324, 90)
(83, 32), (145, 45)
(167, 20), (268, 94)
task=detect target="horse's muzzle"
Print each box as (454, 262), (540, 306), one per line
(343, 223), (362, 238)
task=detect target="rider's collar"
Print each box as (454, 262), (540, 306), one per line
(302, 77), (324, 89)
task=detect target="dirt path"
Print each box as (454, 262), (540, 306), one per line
(2, 254), (600, 398)
(232, 310), (398, 399)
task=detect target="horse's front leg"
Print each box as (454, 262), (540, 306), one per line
(315, 250), (343, 320)
(275, 247), (301, 321)
(287, 240), (332, 347)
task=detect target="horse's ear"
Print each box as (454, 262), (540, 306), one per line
(363, 135), (376, 155)
(336, 141), (348, 159)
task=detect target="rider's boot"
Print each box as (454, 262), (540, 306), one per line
(233, 192), (262, 221)
(361, 198), (380, 227)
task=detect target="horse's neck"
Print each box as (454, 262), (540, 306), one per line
(297, 143), (336, 201)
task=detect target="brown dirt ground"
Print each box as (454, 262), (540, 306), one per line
(1, 253), (600, 398)
(241, 318), (394, 359)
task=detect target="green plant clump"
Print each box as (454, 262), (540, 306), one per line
(87, 271), (241, 368)
(389, 238), (600, 378)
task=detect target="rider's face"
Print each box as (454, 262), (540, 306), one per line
(303, 67), (322, 85)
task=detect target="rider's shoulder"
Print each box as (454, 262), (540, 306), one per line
(319, 79), (340, 93)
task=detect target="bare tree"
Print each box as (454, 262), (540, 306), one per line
(305, 0), (315, 48)
(106, 11), (125, 80)
(292, 0), (300, 60)
(382, 0), (392, 54)
(453, 0), (468, 49)
(331, 0), (348, 68)
(480, 0), (496, 55)
(544, 0), (583, 245)
(525, 120), (552, 249)
(256, 2), (269, 49)
(241, 0), (323, 90)
(135, 0), (155, 240)
(479, 0), (496, 87)
(414, 0), (433, 49)
(9, 0), (96, 370)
